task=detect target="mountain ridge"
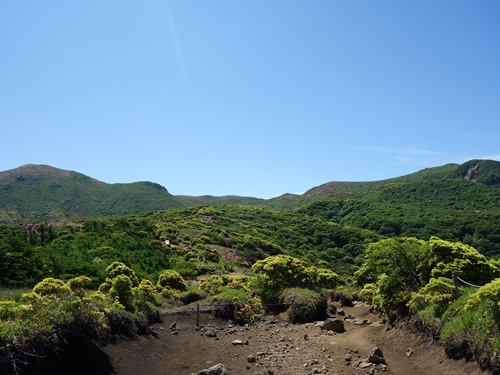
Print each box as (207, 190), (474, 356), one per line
(0, 160), (499, 224)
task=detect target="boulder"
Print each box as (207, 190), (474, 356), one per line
(322, 318), (345, 333)
(367, 347), (386, 364)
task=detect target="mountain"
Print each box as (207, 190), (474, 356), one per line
(0, 164), (186, 223)
(1, 160), (499, 228)
(263, 159), (500, 210)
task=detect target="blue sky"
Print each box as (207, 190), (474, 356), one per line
(1, 1), (499, 198)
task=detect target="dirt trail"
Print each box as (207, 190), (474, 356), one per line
(102, 302), (488, 375)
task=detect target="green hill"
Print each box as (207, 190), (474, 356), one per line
(1, 160), (499, 254)
(264, 159), (499, 211)
(0, 164), (185, 223)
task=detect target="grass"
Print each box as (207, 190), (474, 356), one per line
(411, 286), (500, 370)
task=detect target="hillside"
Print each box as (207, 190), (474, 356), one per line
(264, 159), (499, 210)
(0, 161), (499, 258)
(0, 164), (185, 223)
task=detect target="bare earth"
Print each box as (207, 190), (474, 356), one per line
(102, 302), (488, 375)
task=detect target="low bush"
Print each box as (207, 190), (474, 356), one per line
(280, 288), (327, 323)
(157, 270), (187, 291)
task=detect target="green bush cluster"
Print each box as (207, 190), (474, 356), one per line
(356, 236), (500, 369)
(280, 288), (327, 323)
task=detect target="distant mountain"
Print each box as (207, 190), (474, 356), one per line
(0, 164), (265, 223)
(263, 159), (500, 210)
(0, 160), (499, 225)
(0, 164), (186, 223)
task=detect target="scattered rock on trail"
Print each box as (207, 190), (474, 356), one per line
(192, 363), (227, 375)
(205, 329), (217, 338)
(406, 347), (414, 357)
(368, 347), (386, 364)
(322, 318), (345, 333)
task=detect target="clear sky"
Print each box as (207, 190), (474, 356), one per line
(1, 1), (499, 198)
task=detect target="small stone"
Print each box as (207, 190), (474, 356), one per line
(247, 355), (256, 363)
(406, 348), (413, 357)
(206, 329), (217, 338)
(170, 322), (177, 330)
(232, 339), (244, 345)
(345, 354), (352, 362)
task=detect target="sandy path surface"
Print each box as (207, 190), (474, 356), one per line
(102, 302), (487, 375)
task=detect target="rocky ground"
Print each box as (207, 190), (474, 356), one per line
(102, 302), (488, 375)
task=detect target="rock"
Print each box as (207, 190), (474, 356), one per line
(232, 339), (244, 345)
(171, 330), (178, 335)
(247, 354), (256, 363)
(170, 322), (177, 330)
(345, 354), (352, 362)
(206, 329), (217, 338)
(196, 363), (227, 375)
(322, 318), (345, 333)
(406, 347), (413, 357)
(367, 347), (386, 364)
(359, 362), (373, 369)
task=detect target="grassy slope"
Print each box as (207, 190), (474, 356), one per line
(0, 165), (185, 223)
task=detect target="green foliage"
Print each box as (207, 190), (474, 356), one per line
(226, 275), (250, 292)
(0, 164), (185, 223)
(408, 277), (455, 318)
(465, 278), (500, 319)
(354, 237), (427, 287)
(33, 277), (71, 297)
(109, 274), (134, 311)
(359, 283), (377, 305)
(440, 290), (500, 369)
(316, 268), (343, 288)
(251, 255), (318, 303)
(157, 270), (187, 291)
(425, 237), (499, 285)
(354, 238), (430, 321)
(199, 275), (223, 295)
(204, 287), (263, 324)
(106, 261), (140, 287)
(66, 276), (91, 298)
(280, 288), (327, 323)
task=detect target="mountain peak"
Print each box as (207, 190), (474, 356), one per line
(0, 164), (104, 186)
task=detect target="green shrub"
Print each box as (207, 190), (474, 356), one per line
(408, 277), (455, 318)
(105, 262), (140, 287)
(199, 275), (223, 295)
(280, 288), (327, 323)
(66, 276), (91, 298)
(109, 275), (134, 311)
(251, 255), (318, 303)
(317, 268), (343, 288)
(0, 300), (17, 320)
(157, 270), (187, 291)
(440, 293), (500, 369)
(33, 278), (71, 297)
(179, 289), (205, 304)
(206, 288), (263, 324)
(426, 237), (499, 285)
(360, 283), (377, 305)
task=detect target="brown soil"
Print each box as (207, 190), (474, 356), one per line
(100, 302), (489, 375)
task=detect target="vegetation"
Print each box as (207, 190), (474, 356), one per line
(355, 236), (500, 369)
(0, 160), (500, 371)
